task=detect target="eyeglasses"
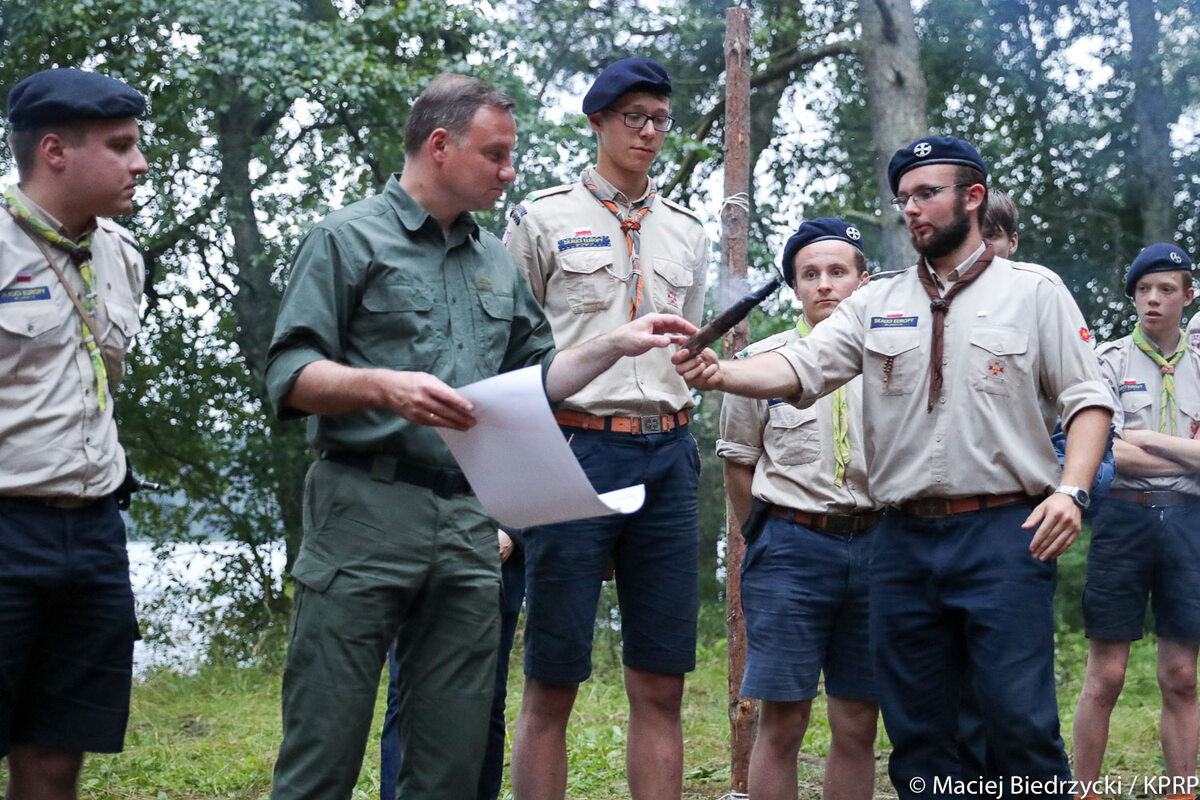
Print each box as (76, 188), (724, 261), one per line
(889, 184), (970, 211)
(610, 110), (675, 132)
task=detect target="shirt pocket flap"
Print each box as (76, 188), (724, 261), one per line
(968, 326), (1028, 356)
(653, 257), (693, 288)
(1179, 398), (1200, 420)
(1120, 387), (1154, 412)
(0, 307), (59, 338)
(559, 249), (613, 276)
(479, 291), (514, 321)
(107, 301), (141, 337)
(864, 328), (922, 358)
(766, 401), (817, 429)
(362, 282), (434, 313)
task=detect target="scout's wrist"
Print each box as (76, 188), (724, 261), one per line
(1054, 484), (1090, 510)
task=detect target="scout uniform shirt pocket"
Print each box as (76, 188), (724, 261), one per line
(476, 290), (515, 356)
(864, 327), (922, 395)
(359, 280), (440, 369)
(558, 248), (622, 314)
(1118, 379), (1154, 426)
(651, 257), (693, 314)
(968, 326), (1028, 396)
(0, 302), (63, 384)
(765, 402), (821, 465)
(101, 300), (141, 381)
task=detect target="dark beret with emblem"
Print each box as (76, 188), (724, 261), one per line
(582, 58), (671, 115)
(781, 217), (864, 285)
(1124, 242), (1194, 297)
(887, 135), (988, 195)
(7, 68), (145, 131)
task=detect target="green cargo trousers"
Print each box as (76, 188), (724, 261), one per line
(271, 459), (500, 800)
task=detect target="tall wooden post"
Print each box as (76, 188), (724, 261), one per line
(721, 6), (755, 795)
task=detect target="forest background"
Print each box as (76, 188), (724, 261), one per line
(1, 0), (1199, 797)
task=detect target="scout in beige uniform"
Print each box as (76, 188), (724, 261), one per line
(718, 218), (880, 800)
(505, 59), (708, 800)
(0, 68), (146, 800)
(1073, 244), (1200, 800)
(674, 136), (1113, 800)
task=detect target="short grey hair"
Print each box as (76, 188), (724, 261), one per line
(403, 73), (515, 156)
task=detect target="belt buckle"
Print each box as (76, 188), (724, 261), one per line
(638, 415), (664, 434)
(822, 516), (855, 535)
(1146, 490), (1175, 507)
(914, 498), (949, 518)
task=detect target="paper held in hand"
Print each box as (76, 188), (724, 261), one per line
(435, 366), (645, 528)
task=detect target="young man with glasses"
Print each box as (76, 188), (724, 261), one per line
(504, 58), (709, 800)
(673, 136), (1113, 800)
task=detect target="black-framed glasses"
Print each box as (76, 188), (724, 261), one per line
(610, 110), (675, 132)
(889, 183), (970, 211)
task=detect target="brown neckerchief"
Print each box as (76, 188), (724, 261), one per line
(915, 242), (995, 412)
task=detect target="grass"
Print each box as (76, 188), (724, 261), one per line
(0, 625), (1179, 799)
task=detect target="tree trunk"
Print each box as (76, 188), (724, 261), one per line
(722, 7), (757, 794)
(1127, 0), (1176, 243)
(857, 0), (929, 269)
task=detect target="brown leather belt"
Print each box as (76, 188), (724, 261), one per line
(899, 491), (1040, 519)
(0, 494), (107, 510)
(554, 409), (689, 435)
(1108, 488), (1200, 507)
(767, 505), (882, 534)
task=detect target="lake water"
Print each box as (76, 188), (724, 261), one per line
(128, 539), (287, 674)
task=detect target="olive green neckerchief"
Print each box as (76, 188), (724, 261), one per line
(4, 186), (109, 411)
(796, 315), (849, 486)
(1131, 322), (1186, 435)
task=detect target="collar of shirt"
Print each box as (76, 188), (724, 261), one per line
(585, 164), (657, 213)
(383, 174), (481, 247)
(923, 240), (987, 294)
(11, 185), (96, 241)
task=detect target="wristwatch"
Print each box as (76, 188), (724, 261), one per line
(1054, 485), (1090, 511)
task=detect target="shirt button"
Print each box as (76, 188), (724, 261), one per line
(942, 358), (949, 365)
(939, 397), (946, 404)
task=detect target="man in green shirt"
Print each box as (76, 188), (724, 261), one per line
(264, 74), (695, 800)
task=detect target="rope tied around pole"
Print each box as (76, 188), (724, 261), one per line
(720, 191), (750, 214)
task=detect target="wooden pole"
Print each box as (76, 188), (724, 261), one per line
(721, 6), (755, 795)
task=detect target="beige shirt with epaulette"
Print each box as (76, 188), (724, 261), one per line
(717, 328), (880, 515)
(774, 243), (1114, 505)
(0, 187), (143, 497)
(1098, 334), (1200, 495)
(504, 168), (709, 416)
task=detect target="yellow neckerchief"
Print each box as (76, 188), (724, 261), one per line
(1131, 322), (1186, 434)
(796, 314), (849, 485)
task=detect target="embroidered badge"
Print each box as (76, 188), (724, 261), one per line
(508, 204), (528, 226)
(666, 289), (678, 305)
(988, 360), (1005, 376)
(573, 228), (593, 236)
(1171, 251), (1183, 264)
(1119, 381), (1147, 394)
(1079, 327), (1091, 342)
(475, 275), (494, 292)
(15, 269), (33, 283)
(914, 142), (932, 157)
(557, 235), (611, 252)
(1189, 332), (1200, 352)
(0, 285), (50, 303)
(502, 229), (512, 247)
(845, 225), (861, 241)
(870, 315), (918, 328)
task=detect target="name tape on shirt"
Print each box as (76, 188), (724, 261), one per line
(870, 314), (918, 329)
(1119, 381), (1147, 394)
(557, 235), (611, 252)
(0, 285), (51, 303)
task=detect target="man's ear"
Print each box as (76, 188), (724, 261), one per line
(427, 128), (452, 165)
(1009, 232), (1019, 256)
(38, 132), (71, 171)
(586, 112), (605, 134)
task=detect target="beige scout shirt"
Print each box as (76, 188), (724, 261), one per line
(775, 243), (1113, 505)
(504, 168), (709, 416)
(717, 328), (879, 515)
(1097, 335), (1200, 495)
(0, 188), (143, 497)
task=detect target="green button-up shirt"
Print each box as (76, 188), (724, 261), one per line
(266, 176), (558, 468)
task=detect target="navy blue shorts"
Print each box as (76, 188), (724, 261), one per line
(1083, 499), (1200, 641)
(523, 427), (700, 683)
(740, 517), (876, 702)
(0, 495), (138, 756)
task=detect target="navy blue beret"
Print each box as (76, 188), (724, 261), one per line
(887, 135), (987, 195)
(582, 58), (671, 115)
(7, 68), (145, 131)
(781, 217), (864, 285)
(1124, 243), (1194, 297)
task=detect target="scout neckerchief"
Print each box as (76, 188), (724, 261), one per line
(1131, 322), (1186, 435)
(581, 169), (655, 320)
(915, 242), (994, 413)
(797, 314), (850, 486)
(4, 186), (109, 411)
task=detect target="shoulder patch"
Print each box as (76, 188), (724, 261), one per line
(658, 196), (704, 224)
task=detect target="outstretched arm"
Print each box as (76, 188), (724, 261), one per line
(672, 348), (801, 399)
(544, 312), (696, 403)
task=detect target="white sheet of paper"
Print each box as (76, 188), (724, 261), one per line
(436, 366), (645, 528)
